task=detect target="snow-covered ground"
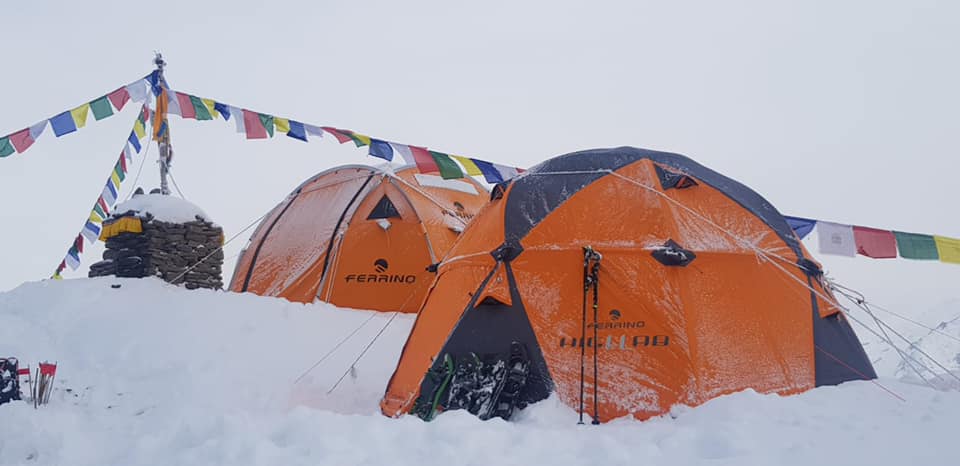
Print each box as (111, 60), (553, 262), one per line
(1, 278), (959, 466)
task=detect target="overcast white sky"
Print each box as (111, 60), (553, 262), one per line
(1, 0), (957, 316)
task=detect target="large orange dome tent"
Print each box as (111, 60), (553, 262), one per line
(380, 147), (876, 422)
(229, 165), (488, 313)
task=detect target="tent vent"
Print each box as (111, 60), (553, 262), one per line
(491, 182), (509, 201)
(655, 165), (699, 190)
(478, 296), (507, 306)
(651, 239), (697, 267)
(367, 195), (401, 220)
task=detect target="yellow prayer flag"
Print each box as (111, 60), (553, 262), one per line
(274, 117), (291, 134)
(453, 155), (482, 176)
(110, 170), (121, 187)
(53, 273), (63, 280)
(133, 120), (146, 139)
(354, 133), (371, 146)
(89, 211), (103, 224)
(934, 235), (960, 264)
(71, 103), (91, 129)
(201, 98), (219, 118)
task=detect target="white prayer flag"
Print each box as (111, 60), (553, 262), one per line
(817, 222), (857, 257)
(126, 79), (149, 103)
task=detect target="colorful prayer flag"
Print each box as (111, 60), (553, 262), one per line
(472, 159), (503, 183)
(349, 133), (371, 148)
(934, 236), (960, 264)
(89, 96), (114, 121)
(101, 182), (117, 205)
(201, 98), (218, 118)
(177, 93), (196, 119)
(29, 120), (48, 140)
(189, 95), (212, 120)
(389, 143), (416, 165)
(321, 127), (353, 144)
(259, 114), (275, 137)
(214, 102), (231, 121)
(817, 222), (857, 257)
(82, 221), (101, 243)
(369, 139), (394, 161)
(893, 231), (939, 260)
(785, 216), (817, 240)
(114, 162), (126, 182)
(153, 90), (168, 140)
(494, 164), (519, 181)
(274, 117), (291, 134)
(89, 211), (103, 224)
(65, 249), (81, 270)
(70, 103), (90, 129)
(108, 87), (130, 111)
(10, 128), (35, 153)
(0, 137), (13, 158)
(452, 155), (482, 176)
(242, 110), (267, 139)
(133, 119), (146, 139)
(125, 80), (149, 103)
(852, 226), (897, 259)
(231, 106), (245, 133)
(50, 111), (77, 137)
(304, 124), (324, 138)
(128, 132), (141, 153)
(411, 146), (439, 174)
(287, 120), (308, 142)
(430, 151), (464, 179)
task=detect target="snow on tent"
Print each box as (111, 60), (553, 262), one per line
(380, 147), (877, 422)
(229, 165), (488, 313)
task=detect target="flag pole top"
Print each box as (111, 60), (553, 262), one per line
(153, 52), (166, 74)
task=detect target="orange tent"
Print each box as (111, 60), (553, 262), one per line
(229, 165), (488, 313)
(380, 147), (876, 422)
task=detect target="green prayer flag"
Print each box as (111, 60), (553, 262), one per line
(429, 151), (465, 179)
(93, 204), (107, 220)
(0, 136), (14, 157)
(115, 163), (126, 182)
(258, 114), (275, 137)
(89, 96), (114, 121)
(189, 95), (213, 121)
(894, 231), (939, 260)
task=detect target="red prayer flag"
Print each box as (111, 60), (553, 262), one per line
(10, 128), (35, 153)
(177, 93), (196, 119)
(75, 235), (84, 253)
(853, 226), (897, 259)
(119, 152), (128, 173)
(108, 87), (131, 111)
(17, 368), (30, 376)
(242, 110), (268, 139)
(97, 196), (110, 214)
(410, 146), (440, 174)
(39, 363), (56, 376)
(320, 127), (354, 144)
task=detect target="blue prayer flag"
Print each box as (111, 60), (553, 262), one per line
(369, 139), (394, 161)
(214, 102), (231, 121)
(127, 132), (142, 153)
(785, 216), (817, 240)
(472, 159), (503, 183)
(50, 111), (77, 137)
(286, 120), (308, 142)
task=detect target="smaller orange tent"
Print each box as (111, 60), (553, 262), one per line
(229, 165), (488, 312)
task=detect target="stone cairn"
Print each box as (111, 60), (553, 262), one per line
(88, 212), (225, 290)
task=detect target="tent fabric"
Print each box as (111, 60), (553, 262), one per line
(380, 146), (875, 422)
(228, 165), (488, 313)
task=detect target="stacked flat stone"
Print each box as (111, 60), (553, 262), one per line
(88, 212), (225, 290)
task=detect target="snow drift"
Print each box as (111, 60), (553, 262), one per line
(0, 278), (959, 466)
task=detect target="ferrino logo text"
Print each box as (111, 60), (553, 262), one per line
(344, 259), (417, 284)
